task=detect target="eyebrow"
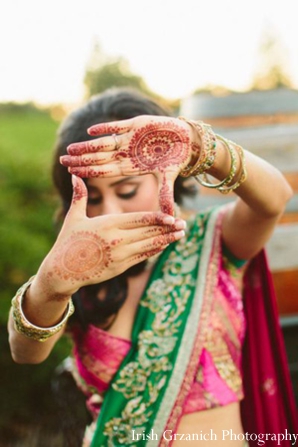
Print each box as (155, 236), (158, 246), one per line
(109, 176), (138, 187)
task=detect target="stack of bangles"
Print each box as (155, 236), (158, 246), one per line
(178, 117), (247, 194)
(11, 276), (74, 342)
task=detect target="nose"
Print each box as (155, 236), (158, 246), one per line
(100, 199), (123, 215)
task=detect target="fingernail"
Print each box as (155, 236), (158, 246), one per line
(67, 144), (75, 153)
(163, 216), (175, 225)
(60, 155), (71, 166)
(174, 219), (187, 230)
(87, 126), (97, 136)
(71, 174), (77, 186)
(67, 142), (87, 155)
(69, 168), (80, 176)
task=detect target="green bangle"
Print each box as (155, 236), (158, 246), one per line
(194, 134), (237, 189)
(178, 118), (217, 177)
(11, 276), (75, 342)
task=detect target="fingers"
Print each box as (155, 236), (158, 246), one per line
(60, 152), (116, 168)
(66, 175), (88, 218)
(115, 212), (177, 229)
(87, 119), (133, 137)
(157, 171), (177, 216)
(67, 164), (124, 178)
(117, 219), (186, 244)
(67, 135), (120, 156)
(128, 229), (185, 264)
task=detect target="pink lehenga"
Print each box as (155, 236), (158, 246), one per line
(240, 249), (298, 440)
(70, 206), (298, 446)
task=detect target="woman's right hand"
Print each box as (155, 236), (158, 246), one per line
(37, 175), (185, 300)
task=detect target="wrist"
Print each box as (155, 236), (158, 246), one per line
(32, 274), (77, 301)
(207, 139), (233, 179)
(19, 271), (76, 328)
(11, 276), (74, 342)
(35, 259), (79, 299)
(178, 117), (216, 177)
(195, 135), (247, 194)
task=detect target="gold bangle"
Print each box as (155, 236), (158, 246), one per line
(178, 117), (217, 177)
(194, 134), (237, 189)
(11, 276), (75, 342)
(218, 142), (247, 194)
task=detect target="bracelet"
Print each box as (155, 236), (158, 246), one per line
(178, 117), (217, 177)
(195, 135), (247, 194)
(194, 134), (237, 189)
(218, 142), (247, 194)
(11, 276), (75, 342)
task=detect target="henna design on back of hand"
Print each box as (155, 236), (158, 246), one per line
(159, 178), (174, 216)
(50, 231), (112, 284)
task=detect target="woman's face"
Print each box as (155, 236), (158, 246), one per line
(86, 174), (160, 217)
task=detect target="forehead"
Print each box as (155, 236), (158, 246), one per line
(86, 176), (136, 190)
(86, 174), (157, 190)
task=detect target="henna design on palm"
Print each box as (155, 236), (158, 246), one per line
(117, 121), (190, 174)
(115, 121), (190, 215)
(71, 174), (87, 204)
(62, 118), (193, 215)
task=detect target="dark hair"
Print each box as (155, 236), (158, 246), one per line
(52, 87), (197, 329)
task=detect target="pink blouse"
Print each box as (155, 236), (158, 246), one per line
(72, 252), (246, 418)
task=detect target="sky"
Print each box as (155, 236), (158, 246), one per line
(1, 0), (298, 106)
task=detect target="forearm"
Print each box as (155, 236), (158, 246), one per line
(8, 309), (64, 364)
(182, 118), (292, 217)
(8, 274), (73, 364)
(209, 141), (293, 218)
(178, 117), (294, 259)
(212, 139), (293, 259)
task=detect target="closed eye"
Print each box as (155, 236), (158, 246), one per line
(118, 189), (138, 199)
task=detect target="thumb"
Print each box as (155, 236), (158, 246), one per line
(157, 171), (177, 216)
(67, 175), (88, 219)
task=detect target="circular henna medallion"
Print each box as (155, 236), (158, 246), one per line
(54, 231), (112, 282)
(128, 122), (189, 171)
(63, 239), (103, 273)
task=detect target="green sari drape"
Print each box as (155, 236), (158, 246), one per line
(91, 206), (222, 447)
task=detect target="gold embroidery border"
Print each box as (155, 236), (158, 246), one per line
(99, 212), (202, 446)
(151, 207), (223, 446)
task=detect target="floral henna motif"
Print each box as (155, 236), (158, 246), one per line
(139, 213), (171, 226)
(159, 176), (174, 215)
(62, 153), (114, 167)
(88, 122), (129, 137)
(130, 230), (181, 263)
(123, 122), (190, 173)
(51, 231), (112, 283)
(70, 167), (113, 178)
(67, 140), (112, 156)
(72, 175), (87, 204)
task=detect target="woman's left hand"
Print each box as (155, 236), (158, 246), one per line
(60, 115), (195, 215)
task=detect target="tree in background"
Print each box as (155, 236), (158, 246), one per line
(251, 24), (293, 90)
(84, 41), (180, 113)
(84, 41), (156, 97)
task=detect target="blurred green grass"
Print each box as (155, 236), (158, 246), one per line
(0, 105), (60, 319)
(0, 104), (73, 439)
